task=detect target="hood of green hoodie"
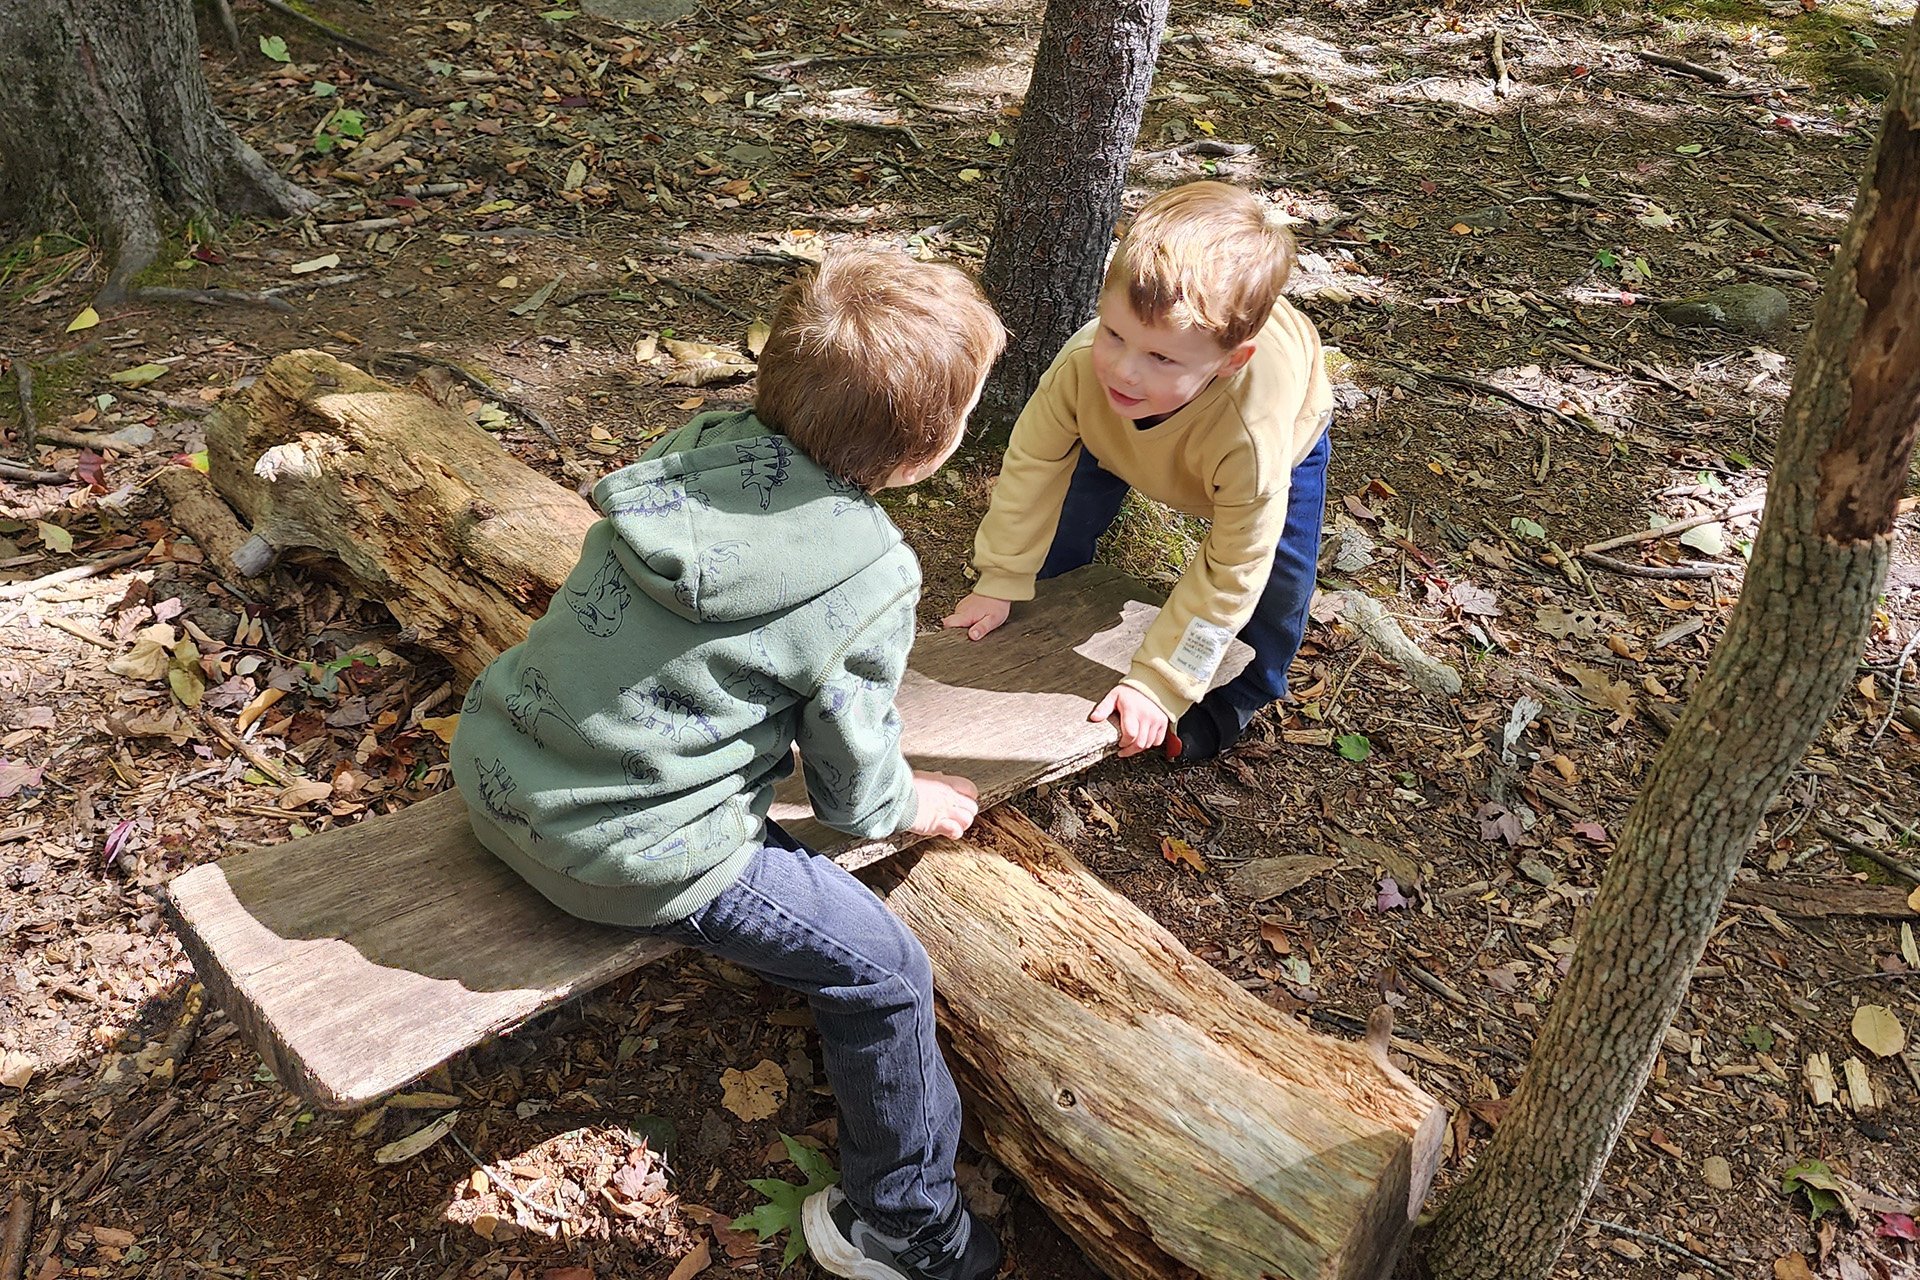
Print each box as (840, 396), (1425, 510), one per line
(591, 411), (899, 624)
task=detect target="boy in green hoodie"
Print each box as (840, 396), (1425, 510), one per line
(452, 250), (1007, 1280)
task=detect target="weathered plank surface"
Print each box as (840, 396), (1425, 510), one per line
(876, 809), (1445, 1280)
(161, 566), (1248, 1109)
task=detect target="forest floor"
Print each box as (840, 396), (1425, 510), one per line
(3, 0), (1920, 1277)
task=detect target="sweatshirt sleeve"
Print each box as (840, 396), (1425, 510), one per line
(795, 588), (919, 838)
(969, 351), (1088, 602)
(1122, 449), (1289, 719)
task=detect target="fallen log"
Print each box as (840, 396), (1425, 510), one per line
(876, 810), (1443, 1280)
(175, 350), (1446, 1279)
(204, 349), (595, 682)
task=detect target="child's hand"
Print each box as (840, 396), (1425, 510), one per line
(1091, 684), (1169, 758)
(908, 770), (980, 839)
(942, 593), (1011, 642)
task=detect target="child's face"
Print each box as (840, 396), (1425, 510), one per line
(1090, 289), (1256, 421)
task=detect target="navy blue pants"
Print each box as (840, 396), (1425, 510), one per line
(1038, 420), (1333, 715)
(648, 823), (959, 1240)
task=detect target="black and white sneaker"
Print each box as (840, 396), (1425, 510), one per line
(802, 1186), (1001, 1280)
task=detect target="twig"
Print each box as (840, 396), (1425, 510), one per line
(1636, 51), (1733, 86)
(1580, 495), (1767, 555)
(264, 271), (367, 296)
(133, 286), (295, 313)
(845, 118), (926, 150)
(258, 0), (388, 55)
(0, 460), (67, 484)
(197, 711), (298, 788)
(61, 1095), (179, 1202)
(1371, 356), (1593, 431)
(1586, 1218), (1738, 1280)
(1, 1188), (32, 1280)
(1580, 552), (1723, 580)
(38, 614), (114, 648)
(1819, 822), (1920, 885)
(404, 180), (470, 198)
(1516, 105), (1549, 172)
(447, 1131), (570, 1222)
(1544, 340), (1622, 374)
(379, 351), (561, 444)
(1730, 210), (1816, 266)
(1867, 627), (1920, 748)
(316, 212), (431, 235)
(654, 275), (749, 320)
(0, 548), (149, 601)
(1487, 29), (1512, 97)
(650, 243), (812, 271)
(752, 48), (963, 77)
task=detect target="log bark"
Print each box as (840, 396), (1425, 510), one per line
(1419, 18), (1920, 1280)
(194, 351), (1446, 1278)
(875, 810), (1443, 1280)
(977, 0), (1169, 433)
(0, 0), (317, 299)
(204, 351), (597, 684)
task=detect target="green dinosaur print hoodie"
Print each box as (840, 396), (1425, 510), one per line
(450, 410), (921, 927)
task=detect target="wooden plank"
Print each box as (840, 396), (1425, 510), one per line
(162, 566), (1251, 1109)
(1726, 881), (1920, 919)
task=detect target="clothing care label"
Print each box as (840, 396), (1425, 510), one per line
(1169, 615), (1233, 684)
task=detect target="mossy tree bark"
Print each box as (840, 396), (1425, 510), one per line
(976, 0), (1169, 435)
(0, 0), (316, 300)
(1419, 18), (1920, 1280)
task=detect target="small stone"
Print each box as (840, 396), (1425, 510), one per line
(1702, 1155), (1734, 1190)
(585, 0), (701, 21)
(1655, 283), (1791, 335)
(1452, 205), (1513, 231)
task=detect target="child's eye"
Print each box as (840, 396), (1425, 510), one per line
(1151, 353), (1175, 365)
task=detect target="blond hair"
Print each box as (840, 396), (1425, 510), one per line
(1104, 181), (1296, 348)
(755, 249), (1006, 490)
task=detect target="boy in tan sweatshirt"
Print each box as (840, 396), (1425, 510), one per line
(945, 181), (1334, 762)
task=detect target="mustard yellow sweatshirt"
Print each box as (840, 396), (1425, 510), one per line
(971, 298), (1333, 718)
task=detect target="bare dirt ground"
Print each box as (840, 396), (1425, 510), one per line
(2, 0), (1919, 1277)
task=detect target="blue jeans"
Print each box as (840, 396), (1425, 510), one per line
(1038, 420), (1332, 714)
(647, 823), (960, 1239)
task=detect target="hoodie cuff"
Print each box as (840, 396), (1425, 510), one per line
(970, 568), (1036, 603)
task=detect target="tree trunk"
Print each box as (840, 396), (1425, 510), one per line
(0, 0), (316, 299)
(1419, 19), (1920, 1280)
(976, 0), (1169, 433)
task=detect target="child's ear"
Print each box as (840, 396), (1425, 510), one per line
(1221, 339), (1258, 376)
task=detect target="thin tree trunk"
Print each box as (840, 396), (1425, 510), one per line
(0, 0), (316, 300)
(976, 0), (1170, 434)
(1419, 19), (1920, 1280)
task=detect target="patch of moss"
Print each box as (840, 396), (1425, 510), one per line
(1641, 0), (1901, 98)
(1098, 494), (1205, 589)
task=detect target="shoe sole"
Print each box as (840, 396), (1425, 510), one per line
(801, 1190), (910, 1280)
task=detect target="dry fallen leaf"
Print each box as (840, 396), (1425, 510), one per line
(720, 1059), (787, 1122)
(1774, 1253), (1815, 1280)
(277, 780), (335, 809)
(1161, 835), (1208, 873)
(373, 1110), (460, 1163)
(1851, 1005), (1906, 1058)
(420, 714), (461, 745)
(666, 1239), (712, 1280)
(0, 1049), (35, 1089)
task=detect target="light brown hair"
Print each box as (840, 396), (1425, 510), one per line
(755, 249), (1006, 489)
(1104, 181), (1297, 349)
